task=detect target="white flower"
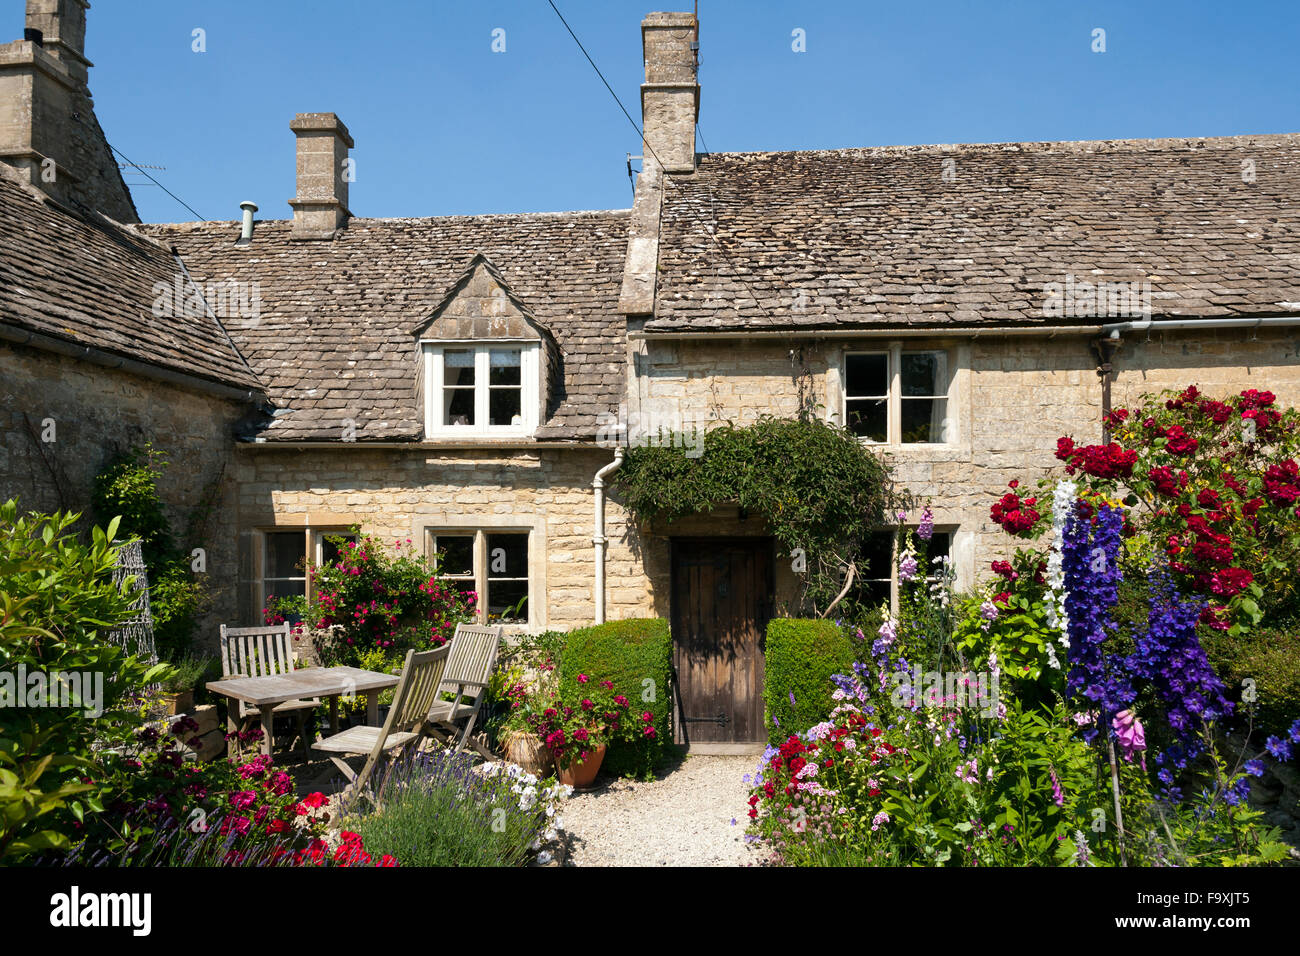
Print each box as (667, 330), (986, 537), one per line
(537, 850), (553, 865)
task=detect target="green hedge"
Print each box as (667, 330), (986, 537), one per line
(764, 618), (854, 744)
(558, 618), (673, 778)
(1203, 626), (1300, 740)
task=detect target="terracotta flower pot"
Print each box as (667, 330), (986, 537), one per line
(503, 731), (555, 777)
(556, 743), (606, 790)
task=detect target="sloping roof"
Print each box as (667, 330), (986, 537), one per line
(0, 166), (262, 391)
(649, 133), (1300, 331)
(144, 210), (630, 441)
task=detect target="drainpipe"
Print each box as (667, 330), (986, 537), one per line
(1095, 315), (1300, 441)
(592, 445), (625, 625)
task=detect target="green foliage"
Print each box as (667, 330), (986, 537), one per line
(557, 619), (672, 778)
(0, 499), (172, 861)
(91, 445), (209, 659)
(763, 618), (853, 743)
(346, 751), (562, 866)
(483, 631), (566, 748)
(616, 417), (899, 614)
(1203, 626), (1300, 740)
(159, 653), (213, 695)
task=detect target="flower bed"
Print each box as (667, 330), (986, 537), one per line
(745, 385), (1300, 867)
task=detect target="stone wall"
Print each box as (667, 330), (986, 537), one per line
(630, 327), (1300, 596)
(232, 445), (657, 641)
(0, 342), (248, 647)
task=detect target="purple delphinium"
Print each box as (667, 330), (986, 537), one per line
(1244, 758), (1266, 777)
(1062, 499), (1133, 728)
(1266, 735), (1294, 761)
(1290, 718), (1300, 744)
(1124, 571), (1232, 744)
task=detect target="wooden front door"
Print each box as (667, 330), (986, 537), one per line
(671, 537), (773, 745)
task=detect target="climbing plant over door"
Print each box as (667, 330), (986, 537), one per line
(615, 416), (904, 617)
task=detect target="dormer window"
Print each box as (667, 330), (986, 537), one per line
(423, 342), (540, 437)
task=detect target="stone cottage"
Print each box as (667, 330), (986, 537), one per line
(2, 5), (1298, 746)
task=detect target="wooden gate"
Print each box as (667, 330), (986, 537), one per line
(671, 537), (773, 745)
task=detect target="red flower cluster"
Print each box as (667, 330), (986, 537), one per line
(1055, 437), (1139, 479)
(1148, 465), (1189, 497)
(1264, 459), (1300, 508)
(990, 484), (1040, 536)
(1162, 426), (1199, 456)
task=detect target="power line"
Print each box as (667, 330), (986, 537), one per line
(543, 0), (780, 326)
(108, 142), (207, 222)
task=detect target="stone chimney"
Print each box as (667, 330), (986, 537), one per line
(288, 112), (353, 239)
(25, 0), (90, 86)
(640, 11), (699, 174)
(0, 0), (139, 222)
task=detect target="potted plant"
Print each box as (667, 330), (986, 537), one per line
(528, 675), (632, 790)
(159, 654), (209, 715)
(498, 681), (557, 777)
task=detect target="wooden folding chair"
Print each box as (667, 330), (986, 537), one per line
(312, 645), (451, 810)
(219, 623), (320, 759)
(427, 624), (503, 758)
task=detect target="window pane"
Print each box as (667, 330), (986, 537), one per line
(319, 533), (356, 567)
(860, 531), (894, 581)
(901, 352), (942, 396)
(488, 579), (529, 622)
(266, 532), (305, 580)
(262, 580), (307, 620)
(846, 353), (888, 397)
(486, 534), (528, 579)
(901, 398), (947, 443)
(444, 386), (475, 426)
(926, 531), (951, 564)
(857, 578), (892, 609)
(489, 349), (522, 385)
(847, 399), (887, 441)
(444, 349), (476, 375)
(489, 388), (523, 426)
(433, 535), (474, 577)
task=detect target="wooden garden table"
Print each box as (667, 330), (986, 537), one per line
(206, 666), (400, 758)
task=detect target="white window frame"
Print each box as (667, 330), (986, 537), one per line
(426, 527), (534, 628)
(422, 341), (540, 438)
(842, 345), (954, 446)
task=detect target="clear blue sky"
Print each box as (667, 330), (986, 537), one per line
(20, 0), (1300, 223)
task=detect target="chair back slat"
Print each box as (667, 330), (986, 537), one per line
(441, 625), (503, 687)
(219, 623), (296, 680)
(384, 646), (451, 732)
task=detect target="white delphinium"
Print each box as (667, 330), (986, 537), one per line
(1044, 479), (1078, 667)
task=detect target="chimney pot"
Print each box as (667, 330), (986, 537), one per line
(288, 112), (353, 239)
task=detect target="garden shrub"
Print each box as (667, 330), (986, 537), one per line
(764, 618), (853, 743)
(92, 445), (212, 660)
(1203, 626), (1300, 740)
(557, 618), (672, 778)
(0, 500), (171, 861)
(346, 750), (567, 866)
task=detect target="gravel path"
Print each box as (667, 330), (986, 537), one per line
(561, 754), (762, 866)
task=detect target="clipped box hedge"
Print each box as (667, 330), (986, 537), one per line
(558, 618), (673, 778)
(764, 618), (854, 744)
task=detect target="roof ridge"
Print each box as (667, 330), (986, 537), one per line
(696, 132), (1300, 161)
(144, 207), (633, 230)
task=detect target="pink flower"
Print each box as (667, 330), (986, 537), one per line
(577, 674), (590, 684)
(1112, 709), (1146, 764)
